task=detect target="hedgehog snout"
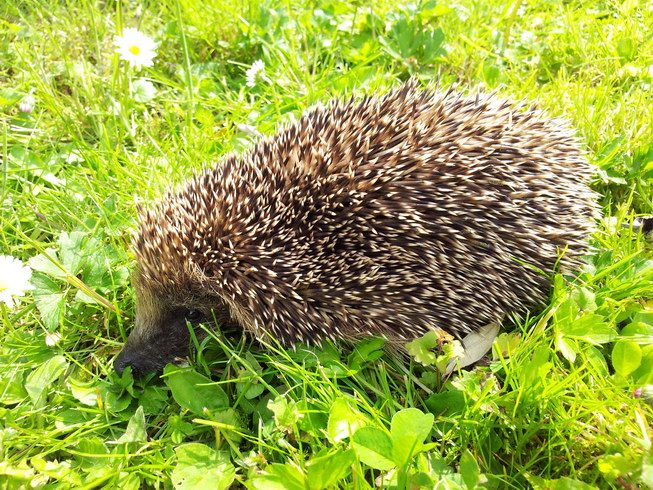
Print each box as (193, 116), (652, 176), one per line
(114, 348), (142, 377)
(114, 337), (187, 377)
(114, 307), (201, 376)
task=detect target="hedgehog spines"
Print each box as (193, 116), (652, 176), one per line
(132, 81), (599, 348)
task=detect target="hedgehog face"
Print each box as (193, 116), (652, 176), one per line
(114, 272), (215, 376)
(114, 303), (207, 377)
(114, 276), (239, 376)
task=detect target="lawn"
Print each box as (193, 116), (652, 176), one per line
(1, 0), (652, 488)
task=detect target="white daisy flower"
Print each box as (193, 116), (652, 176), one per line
(246, 60), (266, 87)
(114, 27), (157, 71)
(0, 255), (34, 308)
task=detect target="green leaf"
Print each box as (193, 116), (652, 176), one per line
(75, 437), (110, 468)
(116, 406), (147, 443)
(422, 28), (445, 60)
(406, 330), (441, 366)
(194, 107), (214, 126)
(115, 472), (141, 490)
(25, 355), (68, 408)
(57, 231), (86, 275)
(235, 352), (265, 400)
(632, 311), (653, 328)
(0, 88), (23, 107)
(31, 456), (81, 486)
(493, 332), (521, 359)
(171, 443), (235, 490)
(585, 346), (609, 377)
(352, 427), (395, 470)
(268, 395), (302, 431)
(139, 385), (169, 415)
(29, 251), (66, 279)
(10, 146), (42, 168)
(306, 449), (355, 490)
(348, 337), (386, 370)
(435, 339), (465, 373)
(250, 462), (306, 490)
(633, 355), (653, 384)
(326, 398), (367, 443)
(97, 379), (133, 414)
(132, 78), (157, 103)
(571, 288), (597, 313)
(0, 369), (28, 404)
(168, 415), (195, 445)
(210, 408), (243, 444)
(164, 365), (229, 416)
(459, 450), (481, 489)
(390, 408), (434, 467)
(31, 273), (66, 330)
(67, 377), (98, 406)
(76, 239), (104, 285)
(425, 389), (466, 417)
(530, 475), (600, 489)
(563, 313), (616, 345)
(598, 453), (639, 482)
(616, 38), (636, 61)
(520, 346), (552, 393)
(297, 399), (328, 436)
(556, 335), (578, 363)
(406, 330), (462, 371)
(621, 320), (653, 338)
(390, 17), (416, 58)
(612, 341), (642, 377)
(641, 446), (653, 487)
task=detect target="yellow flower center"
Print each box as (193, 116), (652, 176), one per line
(129, 45), (141, 56)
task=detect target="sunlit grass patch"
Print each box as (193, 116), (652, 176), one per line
(1, 0), (652, 488)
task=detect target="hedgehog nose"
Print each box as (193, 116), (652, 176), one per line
(114, 349), (139, 377)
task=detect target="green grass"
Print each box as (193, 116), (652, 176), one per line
(1, 0), (653, 488)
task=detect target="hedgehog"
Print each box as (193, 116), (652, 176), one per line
(114, 80), (599, 376)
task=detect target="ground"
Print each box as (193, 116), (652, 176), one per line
(1, 0), (652, 488)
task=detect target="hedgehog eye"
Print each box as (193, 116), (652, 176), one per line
(185, 309), (203, 322)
